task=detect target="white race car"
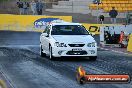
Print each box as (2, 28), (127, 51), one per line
(40, 21), (97, 60)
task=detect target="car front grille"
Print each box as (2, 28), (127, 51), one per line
(68, 44), (85, 47)
(66, 51), (87, 55)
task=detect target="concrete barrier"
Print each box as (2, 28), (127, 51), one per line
(52, 5), (88, 9)
(0, 14), (116, 35)
(82, 23), (116, 34)
(73, 2), (90, 6)
(46, 9), (73, 13)
(0, 14), (72, 32)
(58, 1), (72, 6)
(46, 9), (90, 14)
(46, 0), (92, 14)
(52, 5), (72, 9)
(127, 34), (132, 52)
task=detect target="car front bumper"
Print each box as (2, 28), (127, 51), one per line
(52, 46), (97, 57)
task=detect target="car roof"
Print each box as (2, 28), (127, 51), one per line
(50, 22), (82, 26)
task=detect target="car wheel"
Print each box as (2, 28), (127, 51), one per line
(40, 45), (46, 57)
(89, 56), (97, 61)
(49, 46), (55, 60)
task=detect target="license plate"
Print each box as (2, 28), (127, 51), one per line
(74, 52), (81, 55)
(72, 48), (82, 51)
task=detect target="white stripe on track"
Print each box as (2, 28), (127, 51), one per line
(100, 47), (132, 56)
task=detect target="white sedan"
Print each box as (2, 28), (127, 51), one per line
(40, 22), (97, 60)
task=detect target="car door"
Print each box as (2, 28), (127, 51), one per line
(41, 25), (51, 54)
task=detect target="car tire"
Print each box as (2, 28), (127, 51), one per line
(49, 46), (55, 60)
(40, 45), (46, 57)
(89, 56), (97, 61)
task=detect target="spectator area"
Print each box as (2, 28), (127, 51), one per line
(89, 0), (132, 12)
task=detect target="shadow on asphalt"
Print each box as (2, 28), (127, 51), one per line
(51, 57), (95, 62)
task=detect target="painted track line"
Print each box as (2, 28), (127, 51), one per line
(0, 69), (15, 88)
(100, 47), (132, 56)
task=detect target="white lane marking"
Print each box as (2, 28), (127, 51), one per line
(100, 47), (132, 56)
(0, 68), (15, 88)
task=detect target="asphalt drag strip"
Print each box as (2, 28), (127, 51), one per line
(0, 31), (132, 88)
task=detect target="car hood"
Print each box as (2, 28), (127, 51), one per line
(52, 35), (96, 43)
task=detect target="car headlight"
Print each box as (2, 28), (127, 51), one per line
(87, 42), (96, 47)
(54, 42), (67, 47)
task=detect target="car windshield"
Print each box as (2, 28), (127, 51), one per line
(51, 25), (90, 35)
